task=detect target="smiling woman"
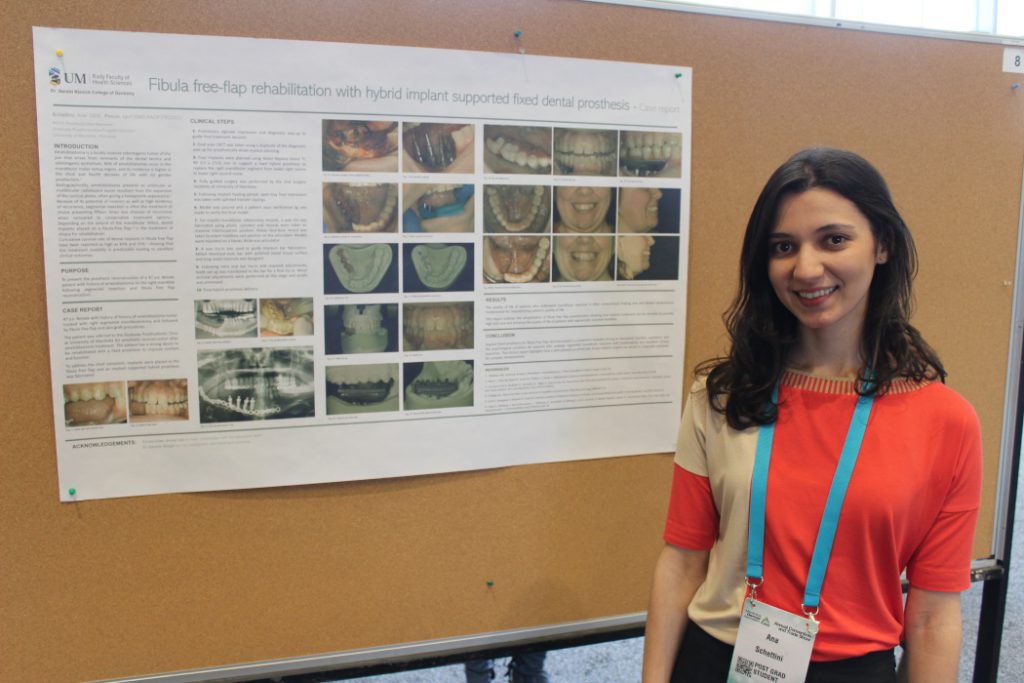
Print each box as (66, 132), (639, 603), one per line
(554, 185), (615, 233)
(767, 187), (888, 344)
(643, 148), (982, 683)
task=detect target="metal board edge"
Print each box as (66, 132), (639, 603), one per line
(94, 613), (647, 683)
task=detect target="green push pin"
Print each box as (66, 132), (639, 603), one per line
(486, 580), (494, 588)
(68, 488), (76, 496)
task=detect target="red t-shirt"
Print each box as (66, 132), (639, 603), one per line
(664, 371), (982, 660)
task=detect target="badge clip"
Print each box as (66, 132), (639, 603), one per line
(746, 577), (763, 604)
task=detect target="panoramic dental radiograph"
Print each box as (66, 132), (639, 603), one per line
(322, 119), (399, 172)
(260, 298), (314, 337)
(483, 184), (551, 233)
(403, 302), (474, 351)
(402, 183), (475, 233)
(554, 185), (615, 233)
(326, 363), (400, 414)
(482, 235), (550, 284)
(552, 128), (618, 176)
(324, 303), (399, 355)
(483, 125), (553, 175)
(325, 243), (398, 294)
(127, 379), (189, 422)
(404, 360), (474, 410)
(402, 122), (474, 173)
(553, 234), (614, 282)
(63, 381), (127, 427)
(403, 243), (474, 292)
(195, 299), (258, 339)
(197, 347), (314, 423)
(323, 182), (399, 233)
(618, 131), (682, 178)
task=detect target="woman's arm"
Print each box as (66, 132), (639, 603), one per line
(641, 544), (710, 683)
(897, 587), (962, 683)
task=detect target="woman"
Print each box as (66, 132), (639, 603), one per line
(643, 148), (981, 683)
(618, 187), (663, 233)
(553, 233), (613, 281)
(617, 233), (655, 279)
(554, 185), (614, 233)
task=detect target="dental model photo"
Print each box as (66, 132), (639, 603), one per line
(403, 243), (474, 292)
(617, 187), (680, 234)
(553, 234), (614, 282)
(483, 125), (552, 175)
(323, 182), (399, 233)
(127, 379), (189, 422)
(403, 302), (474, 351)
(195, 299), (258, 339)
(259, 298), (314, 337)
(554, 185), (615, 233)
(402, 183), (475, 233)
(552, 128), (618, 176)
(324, 243), (398, 294)
(63, 381), (127, 427)
(617, 234), (679, 281)
(402, 122), (474, 173)
(404, 360), (474, 410)
(325, 363), (400, 415)
(618, 131), (682, 178)
(324, 303), (399, 355)
(322, 119), (399, 172)
(197, 347), (314, 423)
(482, 235), (551, 284)
(483, 184), (551, 233)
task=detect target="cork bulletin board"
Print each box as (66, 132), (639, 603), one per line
(2, 1), (1022, 681)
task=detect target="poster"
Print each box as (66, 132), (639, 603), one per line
(32, 27), (692, 501)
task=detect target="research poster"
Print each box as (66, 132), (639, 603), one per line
(32, 27), (692, 501)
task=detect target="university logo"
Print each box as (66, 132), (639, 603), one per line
(49, 67), (61, 86)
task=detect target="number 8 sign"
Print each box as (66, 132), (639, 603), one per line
(1004, 47), (1024, 74)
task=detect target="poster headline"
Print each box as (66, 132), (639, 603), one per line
(145, 77), (680, 113)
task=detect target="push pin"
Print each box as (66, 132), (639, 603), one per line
(68, 487), (76, 496)
(486, 580), (495, 588)
(1013, 83), (1021, 90)
(513, 30), (525, 55)
(675, 72), (683, 79)
(56, 49), (64, 57)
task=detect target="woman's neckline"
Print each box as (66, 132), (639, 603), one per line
(781, 368), (927, 395)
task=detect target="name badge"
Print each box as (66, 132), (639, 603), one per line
(727, 598), (818, 683)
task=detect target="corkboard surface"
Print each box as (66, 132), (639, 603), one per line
(2, 2), (1022, 681)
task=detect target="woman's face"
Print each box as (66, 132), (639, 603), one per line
(767, 188), (886, 340)
(618, 187), (662, 233)
(554, 234), (613, 281)
(617, 234), (655, 279)
(555, 186), (612, 232)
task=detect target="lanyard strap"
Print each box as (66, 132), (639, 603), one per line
(746, 381), (875, 612)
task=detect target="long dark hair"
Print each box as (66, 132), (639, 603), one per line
(700, 147), (945, 429)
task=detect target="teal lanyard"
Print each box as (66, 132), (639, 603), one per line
(746, 380), (875, 613)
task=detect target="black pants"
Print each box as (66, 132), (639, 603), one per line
(671, 621), (897, 683)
